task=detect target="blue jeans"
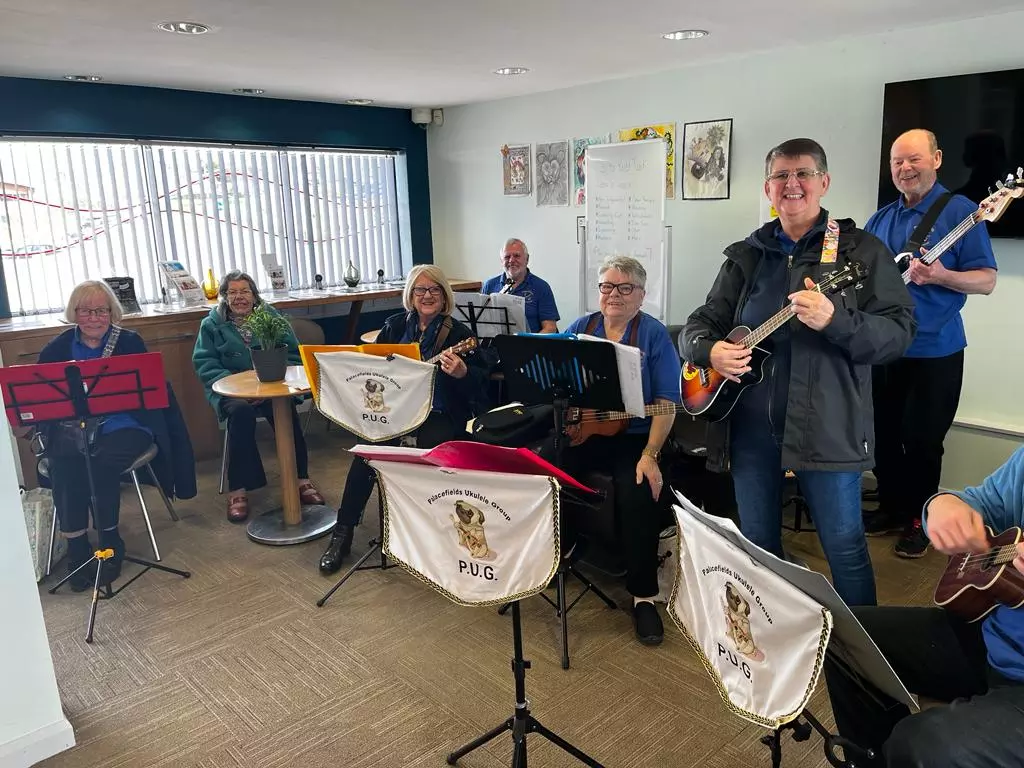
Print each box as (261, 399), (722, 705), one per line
(729, 424), (877, 607)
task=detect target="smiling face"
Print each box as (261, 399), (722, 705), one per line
(890, 130), (942, 207)
(764, 154), (830, 227)
(598, 267), (644, 324)
(74, 290), (112, 344)
(501, 241), (529, 283)
(412, 274), (445, 323)
(225, 279), (255, 317)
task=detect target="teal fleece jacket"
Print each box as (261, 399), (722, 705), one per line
(192, 301), (301, 414)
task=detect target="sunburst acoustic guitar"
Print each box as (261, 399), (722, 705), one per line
(679, 261), (868, 422)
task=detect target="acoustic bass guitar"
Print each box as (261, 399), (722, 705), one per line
(894, 168), (1023, 284)
(679, 260), (868, 422)
(934, 526), (1024, 622)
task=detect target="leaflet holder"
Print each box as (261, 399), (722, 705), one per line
(493, 334), (624, 668)
(0, 352), (190, 644)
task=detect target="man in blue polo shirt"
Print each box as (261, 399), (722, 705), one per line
(481, 238), (560, 333)
(865, 129), (998, 558)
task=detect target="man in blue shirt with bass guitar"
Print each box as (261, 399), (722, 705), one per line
(865, 129), (998, 558)
(825, 446), (1024, 767)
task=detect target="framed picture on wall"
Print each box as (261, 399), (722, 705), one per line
(682, 118), (732, 200)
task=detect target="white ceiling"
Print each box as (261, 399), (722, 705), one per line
(0, 0), (1020, 109)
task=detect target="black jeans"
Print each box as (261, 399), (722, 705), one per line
(872, 351), (964, 523)
(824, 606), (1024, 767)
(220, 398), (308, 492)
(546, 432), (664, 599)
(335, 411), (461, 527)
(49, 427), (154, 533)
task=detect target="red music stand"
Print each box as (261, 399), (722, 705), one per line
(0, 352), (190, 643)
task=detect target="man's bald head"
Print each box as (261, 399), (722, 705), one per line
(890, 129), (942, 207)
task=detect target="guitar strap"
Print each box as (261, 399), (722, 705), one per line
(904, 192), (952, 254)
(583, 311), (641, 346)
(432, 316), (453, 357)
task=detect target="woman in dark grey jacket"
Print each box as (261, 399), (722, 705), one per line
(682, 138), (915, 608)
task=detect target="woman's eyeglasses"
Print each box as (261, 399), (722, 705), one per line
(597, 282), (638, 296)
(75, 307), (111, 318)
(766, 168), (824, 184)
(412, 286), (443, 297)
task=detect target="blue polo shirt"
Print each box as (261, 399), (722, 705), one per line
(482, 269), (560, 333)
(566, 312), (681, 434)
(865, 183), (997, 358)
(70, 327), (149, 436)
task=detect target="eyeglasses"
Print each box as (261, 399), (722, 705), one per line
(412, 286), (443, 297)
(766, 168), (825, 184)
(226, 289), (253, 298)
(597, 282), (639, 296)
(75, 307), (111, 318)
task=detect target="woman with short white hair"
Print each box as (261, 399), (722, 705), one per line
(38, 280), (196, 590)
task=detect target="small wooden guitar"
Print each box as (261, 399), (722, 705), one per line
(680, 261), (868, 422)
(934, 526), (1024, 622)
(895, 168), (1023, 284)
(565, 401), (686, 445)
(424, 336), (477, 366)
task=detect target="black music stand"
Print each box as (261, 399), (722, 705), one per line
(493, 334), (625, 669)
(0, 355), (190, 643)
(316, 483), (397, 607)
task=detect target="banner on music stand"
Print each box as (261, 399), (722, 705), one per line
(314, 351), (435, 442)
(372, 461), (560, 606)
(668, 494), (832, 729)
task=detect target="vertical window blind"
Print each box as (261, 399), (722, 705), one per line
(0, 140), (404, 316)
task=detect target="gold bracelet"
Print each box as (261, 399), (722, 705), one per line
(642, 446), (660, 462)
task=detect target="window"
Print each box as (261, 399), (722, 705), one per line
(0, 139), (405, 315)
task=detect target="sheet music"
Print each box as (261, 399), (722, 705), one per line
(454, 292), (528, 336)
(576, 333), (644, 417)
(671, 490), (918, 711)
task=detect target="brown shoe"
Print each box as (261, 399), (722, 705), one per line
(299, 481), (325, 506)
(227, 493), (249, 522)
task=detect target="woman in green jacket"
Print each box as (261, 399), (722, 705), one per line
(192, 270), (324, 522)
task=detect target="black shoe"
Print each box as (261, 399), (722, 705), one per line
(98, 528), (125, 585)
(319, 525), (354, 574)
(863, 510), (904, 537)
(65, 535), (94, 592)
(632, 601), (664, 646)
(894, 520), (930, 559)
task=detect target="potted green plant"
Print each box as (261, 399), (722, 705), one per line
(243, 303), (292, 382)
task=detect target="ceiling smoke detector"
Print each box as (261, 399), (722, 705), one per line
(232, 88), (265, 95)
(345, 98), (374, 106)
(493, 67), (529, 76)
(64, 75), (102, 82)
(157, 21), (212, 35)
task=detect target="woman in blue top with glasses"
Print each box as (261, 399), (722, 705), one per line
(319, 264), (489, 573)
(559, 255), (681, 647)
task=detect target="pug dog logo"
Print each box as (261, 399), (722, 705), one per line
(362, 379), (389, 413)
(451, 500), (496, 560)
(722, 582), (765, 662)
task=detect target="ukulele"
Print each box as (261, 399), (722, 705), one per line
(934, 526), (1024, 622)
(565, 402), (688, 445)
(895, 168), (1023, 284)
(424, 336), (477, 366)
(680, 261), (868, 422)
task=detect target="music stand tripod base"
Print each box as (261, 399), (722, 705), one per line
(247, 503), (336, 545)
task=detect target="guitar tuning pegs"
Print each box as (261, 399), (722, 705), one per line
(989, 186), (995, 196)
(996, 180), (1005, 190)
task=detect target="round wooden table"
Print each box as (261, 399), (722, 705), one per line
(213, 365), (335, 545)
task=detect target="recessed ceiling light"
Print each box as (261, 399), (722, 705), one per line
(157, 21), (212, 35)
(494, 67), (529, 76)
(63, 75), (102, 82)
(662, 29), (709, 41)
(232, 88), (265, 95)
(345, 98), (374, 106)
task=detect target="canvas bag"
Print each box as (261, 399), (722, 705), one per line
(668, 503), (832, 728)
(372, 461), (560, 606)
(21, 487), (64, 582)
(314, 350), (436, 442)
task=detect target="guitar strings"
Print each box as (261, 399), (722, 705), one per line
(958, 545), (1020, 571)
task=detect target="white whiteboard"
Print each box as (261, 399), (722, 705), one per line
(583, 139), (668, 320)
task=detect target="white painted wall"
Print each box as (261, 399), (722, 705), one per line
(0, 383), (74, 764)
(427, 10), (1024, 487)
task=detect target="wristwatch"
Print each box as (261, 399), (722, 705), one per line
(642, 446), (661, 462)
